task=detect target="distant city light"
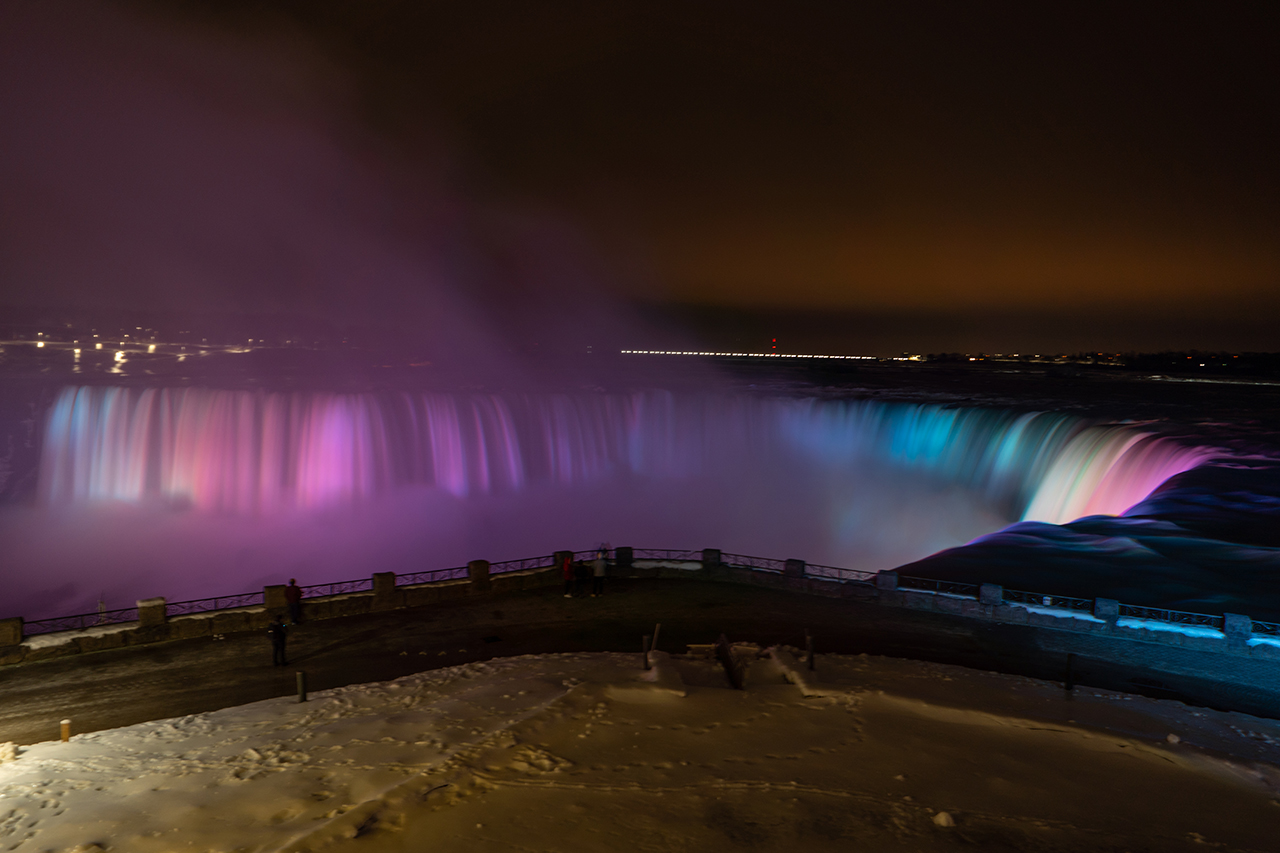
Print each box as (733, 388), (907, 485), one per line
(114, 351), (125, 361)
(148, 344), (156, 353)
(36, 341), (44, 348)
(620, 349), (876, 360)
(95, 342), (103, 350)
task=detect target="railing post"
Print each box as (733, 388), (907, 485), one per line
(468, 559), (491, 593)
(553, 550), (574, 590)
(1223, 613), (1252, 651)
(875, 570), (898, 591)
(783, 559), (805, 579)
(137, 597), (167, 627)
(0, 617), (22, 646)
(615, 546), (633, 568)
(702, 548), (722, 568)
(978, 584), (1002, 606)
(372, 572), (397, 609)
(1093, 598), (1119, 629)
(264, 584), (287, 617)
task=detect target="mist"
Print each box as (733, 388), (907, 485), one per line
(0, 0), (660, 369)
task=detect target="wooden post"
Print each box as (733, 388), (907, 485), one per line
(60, 719), (71, 742)
(714, 634), (745, 690)
(642, 635), (651, 670)
(297, 671), (308, 703)
(651, 623), (662, 654)
(805, 630), (815, 671)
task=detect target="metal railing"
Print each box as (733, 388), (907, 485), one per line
(721, 553), (786, 573)
(1119, 604), (1224, 630)
(493, 555), (560, 575)
(13, 547), (1267, 644)
(805, 564), (877, 584)
(167, 592), (265, 616)
(631, 549), (702, 561)
(397, 566), (468, 585)
(1003, 589), (1093, 612)
(301, 579), (374, 599)
(897, 576), (980, 597)
(24, 606), (141, 636)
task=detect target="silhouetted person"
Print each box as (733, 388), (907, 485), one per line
(268, 618), (288, 666)
(591, 549), (606, 596)
(562, 553), (574, 598)
(284, 578), (303, 624)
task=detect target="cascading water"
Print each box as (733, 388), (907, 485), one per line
(7, 384), (1217, 619)
(41, 385), (1210, 521)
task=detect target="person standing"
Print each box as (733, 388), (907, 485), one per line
(591, 549), (606, 597)
(284, 578), (304, 624)
(268, 618), (288, 666)
(562, 552), (574, 598)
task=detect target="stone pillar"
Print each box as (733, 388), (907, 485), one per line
(979, 584), (1003, 606)
(615, 546), (633, 568)
(372, 571), (398, 610)
(783, 558), (806, 579)
(1093, 598), (1119, 627)
(875, 570), (898, 591)
(702, 548), (722, 568)
(0, 617), (22, 646)
(137, 597), (167, 627)
(264, 584), (287, 616)
(1223, 613), (1252, 651)
(468, 559), (492, 593)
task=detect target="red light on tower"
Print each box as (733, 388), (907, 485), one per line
(771, 338), (777, 352)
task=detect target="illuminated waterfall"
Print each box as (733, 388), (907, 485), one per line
(39, 386), (1213, 526)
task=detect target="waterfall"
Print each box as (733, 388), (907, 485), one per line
(39, 386), (1212, 525)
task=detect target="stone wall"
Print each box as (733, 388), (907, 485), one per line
(4, 556), (1279, 697)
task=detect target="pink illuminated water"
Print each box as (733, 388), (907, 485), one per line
(41, 386), (1212, 521)
(9, 385), (1217, 619)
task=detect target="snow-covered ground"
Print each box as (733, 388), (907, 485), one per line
(2, 650), (1279, 852)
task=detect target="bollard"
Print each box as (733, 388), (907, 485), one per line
(297, 671), (308, 703)
(642, 635), (651, 670)
(651, 622), (662, 654)
(805, 630), (815, 671)
(60, 719), (71, 742)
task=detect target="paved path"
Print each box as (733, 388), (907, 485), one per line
(1, 579), (1275, 745)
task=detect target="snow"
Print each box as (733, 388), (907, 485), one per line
(1008, 603), (1106, 623)
(2, 651), (1279, 851)
(1116, 617), (1226, 639)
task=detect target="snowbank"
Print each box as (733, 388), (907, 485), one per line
(1, 651), (1278, 852)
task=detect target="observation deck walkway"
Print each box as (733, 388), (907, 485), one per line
(2, 569), (1279, 747)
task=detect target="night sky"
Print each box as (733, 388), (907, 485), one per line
(2, 1), (1278, 354)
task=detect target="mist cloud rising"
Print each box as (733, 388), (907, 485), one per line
(0, 0), (651, 365)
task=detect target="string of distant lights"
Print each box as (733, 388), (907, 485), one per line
(620, 349), (880, 360)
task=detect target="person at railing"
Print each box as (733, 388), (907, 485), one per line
(267, 618), (288, 666)
(284, 579), (304, 625)
(591, 547), (607, 597)
(562, 553), (574, 598)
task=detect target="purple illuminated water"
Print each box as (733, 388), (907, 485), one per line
(1, 384), (1214, 619)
